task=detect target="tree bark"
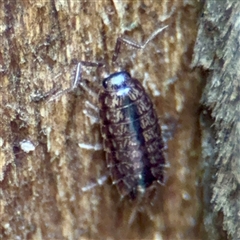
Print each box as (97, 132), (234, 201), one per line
(1, 1), (204, 239)
(193, 1), (240, 240)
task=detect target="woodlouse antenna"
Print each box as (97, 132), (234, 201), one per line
(112, 25), (168, 62)
(48, 61), (103, 102)
(72, 61), (104, 90)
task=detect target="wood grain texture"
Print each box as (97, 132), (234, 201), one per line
(193, 1), (240, 240)
(0, 1), (203, 239)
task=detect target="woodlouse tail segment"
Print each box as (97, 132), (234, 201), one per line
(157, 170), (168, 186)
(152, 158), (170, 187)
(108, 163), (139, 199)
(115, 178), (139, 200)
(112, 25), (168, 63)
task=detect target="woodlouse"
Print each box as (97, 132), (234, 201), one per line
(99, 71), (166, 199)
(52, 26), (168, 200)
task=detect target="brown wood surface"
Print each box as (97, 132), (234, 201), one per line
(0, 1), (204, 239)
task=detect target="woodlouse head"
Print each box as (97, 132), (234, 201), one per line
(102, 71), (131, 92)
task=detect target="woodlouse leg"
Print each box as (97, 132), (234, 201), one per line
(78, 142), (103, 151)
(112, 25), (168, 62)
(79, 79), (99, 99)
(81, 175), (108, 192)
(82, 101), (100, 124)
(48, 61), (104, 101)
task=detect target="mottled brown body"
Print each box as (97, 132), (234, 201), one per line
(98, 71), (165, 199)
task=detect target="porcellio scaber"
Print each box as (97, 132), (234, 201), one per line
(99, 71), (165, 199)
(53, 26), (168, 200)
